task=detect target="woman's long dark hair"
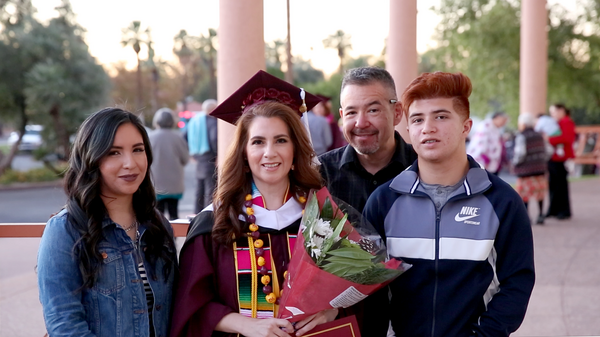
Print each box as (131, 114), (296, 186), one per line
(64, 108), (175, 289)
(212, 101), (323, 245)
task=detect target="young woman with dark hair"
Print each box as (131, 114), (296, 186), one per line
(171, 71), (339, 337)
(37, 107), (177, 337)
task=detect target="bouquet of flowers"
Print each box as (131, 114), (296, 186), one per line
(277, 187), (411, 322)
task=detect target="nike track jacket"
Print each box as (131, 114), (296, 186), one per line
(363, 156), (535, 337)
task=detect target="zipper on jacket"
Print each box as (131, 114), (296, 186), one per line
(431, 211), (440, 337)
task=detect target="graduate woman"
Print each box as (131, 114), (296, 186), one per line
(170, 71), (338, 337)
(37, 108), (177, 337)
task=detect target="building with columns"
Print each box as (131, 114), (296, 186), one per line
(217, 0), (548, 161)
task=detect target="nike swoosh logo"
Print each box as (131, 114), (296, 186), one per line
(455, 214), (479, 222)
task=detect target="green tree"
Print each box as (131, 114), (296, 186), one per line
(145, 29), (159, 113)
(110, 59), (180, 119)
(293, 57), (324, 85)
(0, 0), (36, 173)
(302, 72), (344, 120)
(173, 29), (193, 108)
(172, 29), (218, 105)
(0, 0), (110, 174)
(323, 30), (352, 74)
(121, 20), (148, 115)
(426, 0), (600, 124)
(426, 0), (521, 118)
(198, 28), (218, 99)
(266, 39), (286, 73)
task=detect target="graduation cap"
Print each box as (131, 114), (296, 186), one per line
(210, 70), (323, 125)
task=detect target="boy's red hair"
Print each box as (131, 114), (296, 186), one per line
(401, 72), (472, 120)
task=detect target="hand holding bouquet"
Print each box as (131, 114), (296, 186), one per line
(277, 187), (411, 321)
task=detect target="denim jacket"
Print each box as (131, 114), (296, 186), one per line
(38, 209), (176, 337)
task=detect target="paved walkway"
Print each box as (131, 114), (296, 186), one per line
(0, 178), (599, 336)
(513, 177), (600, 336)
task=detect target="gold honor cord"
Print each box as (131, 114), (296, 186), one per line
(269, 234), (279, 316)
(232, 241), (242, 316)
(248, 236), (259, 318)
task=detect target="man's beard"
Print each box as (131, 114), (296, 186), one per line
(351, 139), (380, 155)
(349, 129), (380, 155)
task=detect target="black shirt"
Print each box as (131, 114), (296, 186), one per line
(318, 131), (417, 337)
(319, 131), (418, 213)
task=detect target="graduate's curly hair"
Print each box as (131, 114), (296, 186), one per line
(400, 72), (472, 120)
(212, 101), (323, 245)
(64, 108), (175, 289)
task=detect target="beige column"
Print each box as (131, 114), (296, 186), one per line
(387, 0), (417, 143)
(520, 0), (547, 115)
(217, 0), (265, 166)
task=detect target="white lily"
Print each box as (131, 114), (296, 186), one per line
(314, 218), (333, 238)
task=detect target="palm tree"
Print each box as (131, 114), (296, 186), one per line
(199, 28), (218, 99)
(121, 20), (147, 115)
(145, 29), (159, 113)
(323, 30), (352, 74)
(266, 39), (285, 68)
(173, 29), (194, 110)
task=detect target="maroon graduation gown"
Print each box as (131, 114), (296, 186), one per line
(170, 211), (300, 337)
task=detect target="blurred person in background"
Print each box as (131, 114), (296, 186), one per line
(302, 101), (332, 155)
(149, 108), (190, 220)
(187, 99), (219, 213)
(313, 95), (346, 151)
(512, 113), (554, 225)
(467, 111), (508, 175)
(546, 103), (576, 220)
(38, 108), (177, 337)
(535, 111), (561, 137)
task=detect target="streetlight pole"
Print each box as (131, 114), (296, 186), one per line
(285, 0), (294, 84)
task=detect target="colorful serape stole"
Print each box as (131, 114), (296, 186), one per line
(234, 185), (298, 319)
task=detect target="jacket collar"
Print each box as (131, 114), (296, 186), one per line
(389, 155), (491, 196)
(101, 213), (149, 236)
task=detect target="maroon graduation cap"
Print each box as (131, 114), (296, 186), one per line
(210, 70), (323, 125)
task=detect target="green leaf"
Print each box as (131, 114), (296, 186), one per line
(339, 265), (373, 277)
(339, 238), (361, 249)
(321, 261), (352, 276)
(326, 247), (375, 260)
(321, 196), (334, 219)
(302, 192), (320, 242)
(331, 213), (347, 241)
(324, 256), (374, 268)
(343, 265), (404, 285)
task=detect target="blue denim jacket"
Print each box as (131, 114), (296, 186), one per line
(38, 209), (176, 337)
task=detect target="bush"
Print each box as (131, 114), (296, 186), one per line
(0, 164), (67, 185)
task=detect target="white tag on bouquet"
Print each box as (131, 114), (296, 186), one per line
(285, 307), (305, 316)
(329, 286), (368, 308)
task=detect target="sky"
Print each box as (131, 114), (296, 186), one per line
(32, 0), (577, 77)
(32, 0), (442, 76)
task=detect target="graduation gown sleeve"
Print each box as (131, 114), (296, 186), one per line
(170, 212), (237, 337)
